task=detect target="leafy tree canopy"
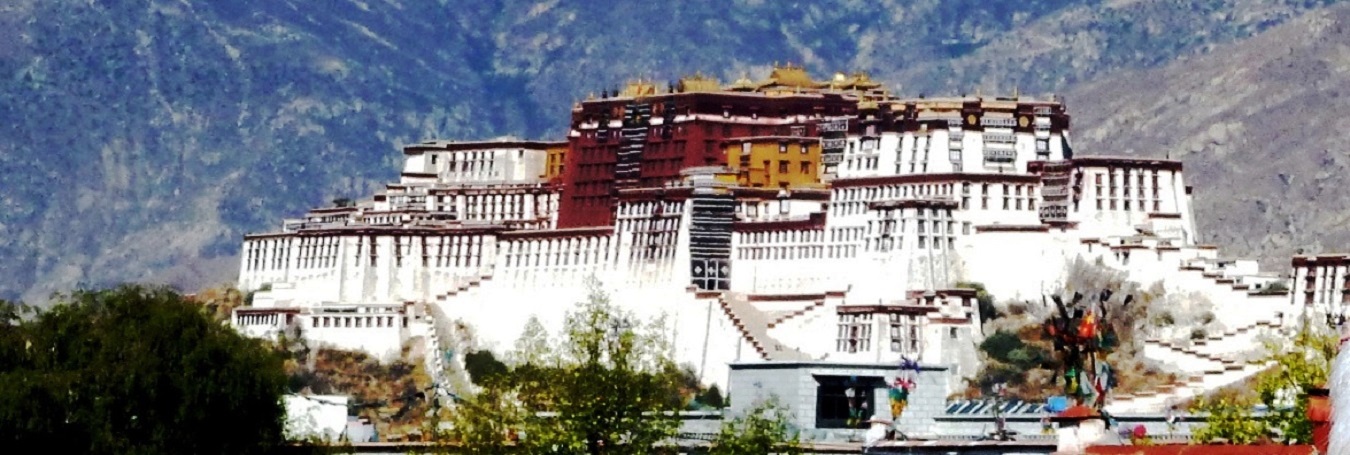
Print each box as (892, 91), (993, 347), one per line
(710, 398), (801, 455)
(445, 279), (688, 454)
(1191, 320), (1337, 445)
(0, 285), (289, 454)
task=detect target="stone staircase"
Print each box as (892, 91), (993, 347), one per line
(1068, 233), (1292, 413)
(433, 273), (493, 303)
(1078, 235), (1287, 300)
(719, 293), (812, 361)
(1106, 362), (1273, 414)
(767, 299), (826, 329)
(1179, 258), (1287, 297)
(1109, 318), (1285, 413)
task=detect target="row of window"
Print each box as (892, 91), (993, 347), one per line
(236, 313), (286, 327)
(503, 245), (612, 268)
(837, 314), (873, 353)
(618, 201), (683, 218)
(738, 229), (826, 245)
(1096, 168), (1163, 189)
(737, 244), (861, 261)
(388, 236), (488, 268)
(455, 193), (547, 221)
(837, 313), (943, 355)
(427, 151), (503, 175)
(630, 232), (679, 262)
(310, 315), (406, 329)
(574, 162), (617, 180)
(245, 237), (339, 272)
(1094, 199), (1162, 212)
(866, 218), (968, 236)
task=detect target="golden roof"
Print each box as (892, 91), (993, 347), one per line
(841, 71), (881, 90)
(678, 73), (722, 93)
(760, 62), (822, 89)
(620, 79), (658, 98)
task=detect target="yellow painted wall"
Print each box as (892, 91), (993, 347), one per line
(544, 144), (567, 181)
(724, 138), (823, 189)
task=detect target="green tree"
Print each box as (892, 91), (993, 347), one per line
(0, 285), (289, 454)
(511, 315), (553, 368)
(1191, 321), (1337, 444)
(709, 397), (801, 455)
(444, 386), (529, 455)
(697, 384), (726, 409)
(449, 279), (683, 454)
(465, 350), (511, 387)
(1189, 396), (1266, 444)
(956, 281), (999, 323)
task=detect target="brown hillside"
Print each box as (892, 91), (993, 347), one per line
(1068, 3), (1350, 267)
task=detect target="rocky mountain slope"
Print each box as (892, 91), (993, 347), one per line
(0, 0), (1341, 302)
(1069, 1), (1350, 267)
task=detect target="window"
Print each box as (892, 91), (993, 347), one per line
(815, 376), (883, 429)
(800, 161), (811, 174)
(836, 313), (873, 353)
(890, 314), (921, 354)
(779, 160), (789, 174)
(780, 142), (788, 153)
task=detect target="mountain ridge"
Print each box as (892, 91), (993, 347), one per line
(1069, 1), (1350, 267)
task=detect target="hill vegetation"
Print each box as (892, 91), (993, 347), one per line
(964, 259), (1183, 401)
(0, 285), (288, 454)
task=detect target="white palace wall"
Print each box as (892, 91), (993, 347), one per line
(236, 141), (1294, 404)
(957, 228), (1077, 303)
(435, 276), (749, 386)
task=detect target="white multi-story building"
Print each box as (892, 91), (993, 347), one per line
(233, 90), (1295, 433)
(1293, 254), (1350, 321)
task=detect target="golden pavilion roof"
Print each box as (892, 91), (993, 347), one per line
(762, 63), (821, 88)
(620, 79), (658, 98)
(678, 73), (722, 93)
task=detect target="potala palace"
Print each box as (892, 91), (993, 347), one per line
(232, 65), (1329, 439)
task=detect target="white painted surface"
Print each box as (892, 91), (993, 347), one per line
(284, 395), (350, 443)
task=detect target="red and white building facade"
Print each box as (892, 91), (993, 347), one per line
(234, 71), (1294, 419)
